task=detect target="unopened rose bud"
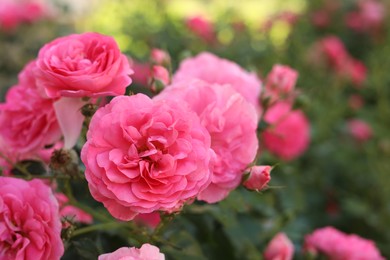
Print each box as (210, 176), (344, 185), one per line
(150, 48), (171, 65)
(243, 165), (272, 191)
(151, 65), (170, 93)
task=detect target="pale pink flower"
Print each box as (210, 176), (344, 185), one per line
(186, 15), (215, 43)
(304, 226), (384, 260)
(35, 32), (133, 98)
(55, 193), (93, 224)
(243, 165), (271, 191)
(173, 52), (262, 115)
(156, 80), (258, 203)
(262, 102), (310, 161)
(265, 64), (298, 102)
(81, 94), (213, 220)
(99, 243), (165, 260)
(0, 177), (64, 260)
(347, 119), (373, 142)
(264, 233), (294, 260)
(0, 62), (62, 155)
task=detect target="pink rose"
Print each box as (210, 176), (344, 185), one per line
(156, 80), (258, 203)
(243, 165), (271, 191)
(185, 15), (216, 43)
(262, 102), (310, 161)
(99, 244), (165, 260)
(320, 36), (350, 70)
(304, 226), (384, 260)
(55, 193), (93, 225)
(81, 94), (213, 220)
(265, 64), (298, 102)
(0, 177), (64, 260)
(172, 52), (262, 115)
(264, 233), (294, 260)
(347, 119), (373, 142)
(35, 32), (133, 98)
(0, 61), (62, 155)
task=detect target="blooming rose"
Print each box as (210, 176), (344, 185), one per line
(81, 94), (213, 220)
(304, 226), (384, 260)
(347, 119), (373, 142)
(172, 52), (262, 114)
(0, 177), (64, 260)
(35, 32), (133, 98)
(156, 80), (258, 203)
(262, 102), (310, 161)
(98, 244), (165, 260)
(264, 233), (294, 260)
(243, 165), (271, 191)
(0, 61), (62, 155)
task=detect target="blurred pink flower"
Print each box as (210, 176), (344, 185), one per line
(130, 60), (152, 86)
(346, 0), (385, 33)
(311, 10), (331, 28)
(347, 119), (373, 142)
(35, 32), (133, 98)
(55, 193), (93, 225)
(99, 243), (165, 260)
(264, 233), (294, 260)
(0, 0), (46, 31)
(265, 64), (298, 103)
(186, 15), (216, 43)
(320, 36), (350, 71)
(262, 102), (310, 161)
(0, 61), (62, 155)
(81, 94), (213, 220)
(150, 48), (171, 65)
(0, 177), (64, 260)
(156, 80), (258, 203)
(304, 226), (384, 260)
(347, 59), (367, 87)
(173, 52), (262, 115)
(243, 165), (271, 191)
(134, 212), (161, 228)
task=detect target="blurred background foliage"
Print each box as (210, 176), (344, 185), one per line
(1, 0), (389, 259)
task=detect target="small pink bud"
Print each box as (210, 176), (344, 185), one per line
(152, 65), (170, 85)
(347, 119), (373, 142)
(243, 165), (271, 191)
(150, 48), (171, 65)
(264, 233), (294, 260)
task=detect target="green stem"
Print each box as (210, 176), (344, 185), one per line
(72, 222), (123, 237)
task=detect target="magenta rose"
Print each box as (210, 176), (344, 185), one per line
(81, 94), (213, 220)
(304, 226), (384, 260)
(98, 244), (165, 260)
(35, 32), (133, 98)
(264, 233), (294, 260)
(262, 102), (310, 161)
(0, 61), (62, 155)
(0, 177), (64, 260)
(172, 52), (262, 115)
(156, 80), (258, 203)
